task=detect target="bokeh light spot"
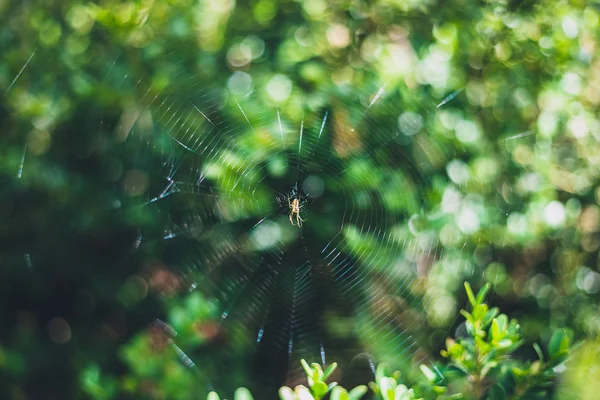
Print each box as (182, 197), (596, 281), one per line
(47, 318), (72, 344)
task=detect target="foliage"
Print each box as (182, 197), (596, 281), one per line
(426, 282), (570, 399)
(279, 360), (339, 400)
(556, 338), (600, 400)
(206, 282), (569, 400)
(208, 387), (255, 400)
(0, 0), (598, 398)
(368, 364), (420, 400)
(80, 289), (249, 400)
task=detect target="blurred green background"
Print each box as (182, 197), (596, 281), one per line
(1, 0), (600, 399)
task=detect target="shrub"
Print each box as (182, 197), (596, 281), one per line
(206, 282), (570, 400)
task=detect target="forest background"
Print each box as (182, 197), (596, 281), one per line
(1, 0), (599, 399)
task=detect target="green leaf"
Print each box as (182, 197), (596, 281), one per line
(495, 314), (508, 333)
(312, 381), (329, 398)
(482, 307), (499, 329)
(376, 363), (388, 382)
(549, 329), (570, 359)
(207, 392), (220, 400)
(464, 282), (476, 307)
(459, 309), (472, 321)
(533, 342), (544, 362)
(491, 319), (501, 342)
(379, 377), (397, 400)
(295, 385), (314, 400)
(278, 386), (295, 400)
(473, 303), (489, 323)
(322, 362), (338, 381)
(234, 387), (254, 400)
(497, 338), (513, 348)
(368, 382), (379, 394)
(420, 365), (436, 382)
(475, 283), (491, 305)
(446, 341), (464, 358)
(480, 361), (498, 378)
(330, 387), (349, 400)
(311, 363), (324, 381)
(432, 386), (447, 394)
(301, 359), (313, 379)
(348, 385), (368, 400)
(394, 384), (409, 400)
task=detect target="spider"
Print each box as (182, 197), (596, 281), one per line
(288, 197), (305, 227)
(276, 186), (309, 228)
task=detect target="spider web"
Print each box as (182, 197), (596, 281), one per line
(2, 0), (596, 397)
(98, 47), (476, 395)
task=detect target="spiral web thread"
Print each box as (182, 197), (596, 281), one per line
(100, 50), (474, 393)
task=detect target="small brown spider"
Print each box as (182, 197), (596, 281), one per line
(289, 197), (304, 227)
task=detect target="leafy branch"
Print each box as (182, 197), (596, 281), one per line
(200, 282), (571, 400)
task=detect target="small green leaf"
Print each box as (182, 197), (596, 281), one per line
(322, 362), (338, 381)
(549, 329), (570, 359)
(482, 307), (499, 329)
(432, 386), (446, 394)
(464, 282), (476, 307)
(533, 343), (544, 362)
(312, 381), (329, 398)
(380, 377), (397, 400)
(491, 319), (501, 342)
(480, 361), (498, 378)
(549, 330), (564, 357)
(301, 359), (313, 379)
(295, 385), (314, 400)
(376, 363), (388, 382)
(311, 363), (324, 381)
(368, 381), (379, 394)
(420, 365), (436, 382)
(394, 384), (409, 399)
(495, 314), (508, 333)
(330, 387), (349, 400)
(207, 392), (220, 400)
(278, 386), (295, 400)
(234, 387), (253, 400)
(348, 385), (368, 400)
(465, 320), (475, 336)
(472, 304), (489, 322)
(475, 283), (491, 305)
